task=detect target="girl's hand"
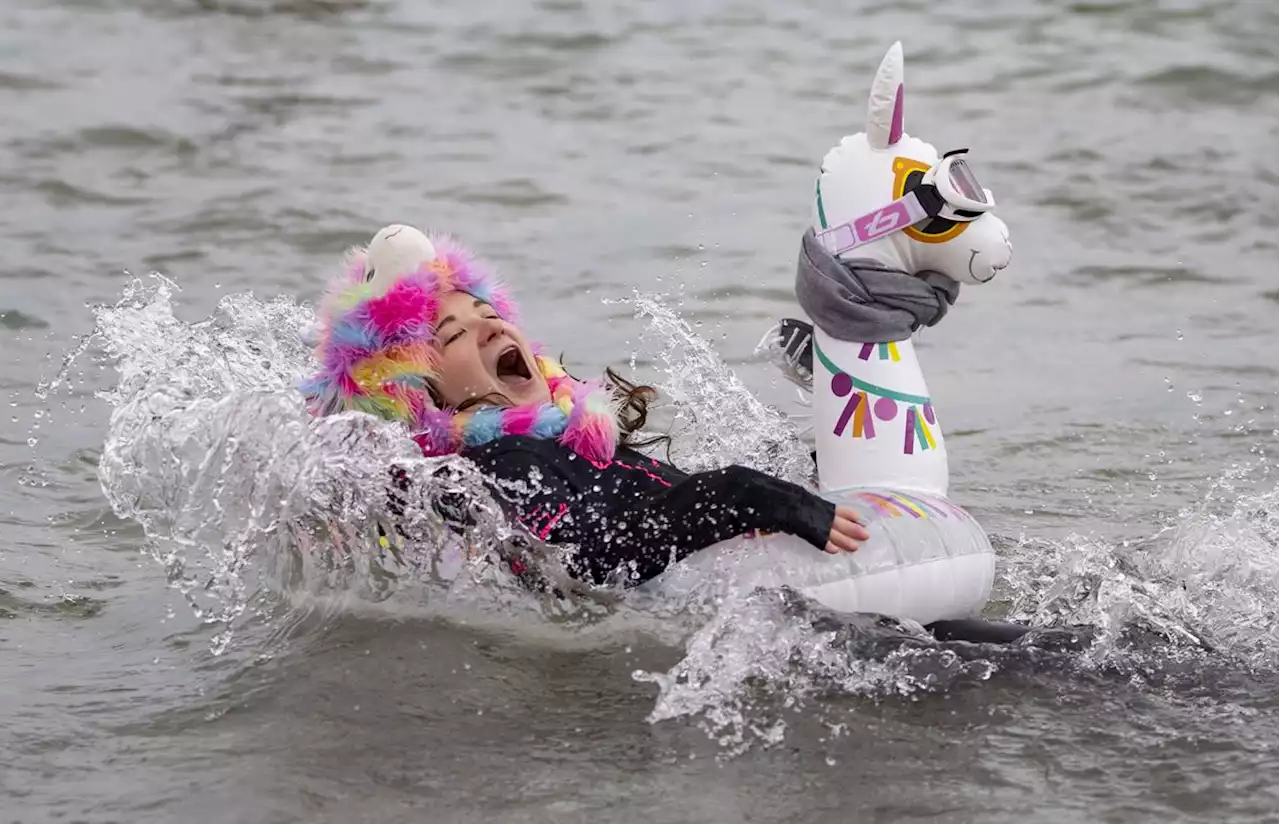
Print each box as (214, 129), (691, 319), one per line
(825, 505), (870, 553)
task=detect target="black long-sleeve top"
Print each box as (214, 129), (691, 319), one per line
(459, 435), (836, 588)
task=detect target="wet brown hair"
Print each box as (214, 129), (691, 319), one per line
(599, 366), (665, 449)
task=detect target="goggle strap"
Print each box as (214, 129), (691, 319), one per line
(814, 189), (931, 257)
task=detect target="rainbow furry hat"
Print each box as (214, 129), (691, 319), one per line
(301, 225), (620, 462)
(300, 225), (519, 427)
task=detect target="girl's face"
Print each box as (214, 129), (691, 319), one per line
(431, 290), (550, 408)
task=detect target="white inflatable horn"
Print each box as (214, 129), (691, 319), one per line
(865, 41), (905, 150)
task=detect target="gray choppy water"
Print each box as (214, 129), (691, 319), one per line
(2, 0), (1277, 822)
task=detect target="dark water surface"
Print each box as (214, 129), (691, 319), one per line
(2, 0), (1277, 822)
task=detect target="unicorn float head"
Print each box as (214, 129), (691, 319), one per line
(797, 41), (1012, 499)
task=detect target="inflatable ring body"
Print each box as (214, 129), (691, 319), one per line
(646, 487), (994, 625)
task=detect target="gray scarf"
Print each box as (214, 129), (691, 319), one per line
(794, 228), (961, 343)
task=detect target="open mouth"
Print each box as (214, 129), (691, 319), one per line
(495, 345), (534, 385)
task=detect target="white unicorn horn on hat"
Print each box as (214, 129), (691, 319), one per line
(299, 224), (438, 347)
(362, 224), (438, 296)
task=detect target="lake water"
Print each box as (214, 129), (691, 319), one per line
(1, 0), (1277, 822)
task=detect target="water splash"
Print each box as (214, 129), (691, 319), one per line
(632, 587), (1004, 757)
(69, 277), (1280, 755)
(85, 276), (599, 650)
(80, 281), (809, 651)
(631, 467), (1279, 752)
(1001, 455), (1278, 672)
(619, 292), (814, 488)
(625, 297), (1277, 748)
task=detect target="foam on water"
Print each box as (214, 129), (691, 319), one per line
(66, 277), (1279, 749)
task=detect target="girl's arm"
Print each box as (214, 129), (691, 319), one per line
(567, 463), (837, 586)
(473, 442), (837, 587)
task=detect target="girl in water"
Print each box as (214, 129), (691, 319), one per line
(301, 225), (869, 589)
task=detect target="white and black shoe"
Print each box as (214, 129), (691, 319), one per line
(755, 317), (814, 392)
(755, 318), (817, 451)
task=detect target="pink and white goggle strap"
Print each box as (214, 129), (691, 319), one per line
(813, 190), (933, 258)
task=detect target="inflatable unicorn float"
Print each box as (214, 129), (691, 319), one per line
(644, 41), (1012, 623)
(299, 42), (1011, 627)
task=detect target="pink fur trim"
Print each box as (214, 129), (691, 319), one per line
(368, 277), (439, 340)
(412, 408), (461, 457)
(503, 406), (539, 436)
(557, 380), (618, 463)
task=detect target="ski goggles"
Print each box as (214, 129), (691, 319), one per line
(815, 149), (995, 258)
